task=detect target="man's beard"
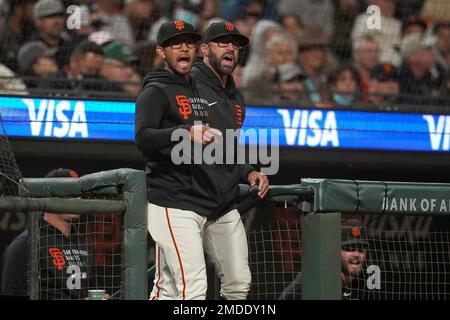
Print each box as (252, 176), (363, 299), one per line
(208, 48), (236, 76)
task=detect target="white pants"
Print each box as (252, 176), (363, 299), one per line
(148, 203), (251, 300)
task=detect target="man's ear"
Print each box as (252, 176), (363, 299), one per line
(156, 46), (166, 60)
(200, 43), (209, 57)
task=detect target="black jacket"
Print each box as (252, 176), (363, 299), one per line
(1, 221), (93, 300)
(135, 68), (254, 218)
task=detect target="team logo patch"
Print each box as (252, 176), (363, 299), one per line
(225, 22), (235, 32)
(49, 247), (66, 270)
(177, 95), (192, 120)
(175, 20), (185, 31)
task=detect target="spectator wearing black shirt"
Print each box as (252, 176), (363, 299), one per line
(28, 0), (74, 70)
(0, 169), (108, 299)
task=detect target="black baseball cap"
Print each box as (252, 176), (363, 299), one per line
(370, 63), (400, 82)
(341, 226), (369, 249)
(202, 21), (249, 47)
(157, 20), (201, 47)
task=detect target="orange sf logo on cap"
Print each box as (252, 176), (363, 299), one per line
(175, 20), (185, 31)
(225, 22), (235, 32)
(351, 227), (361, 238)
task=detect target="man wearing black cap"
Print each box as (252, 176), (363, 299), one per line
(0, 168), (104, 299)
(136, 20), (220, 300)
(278, 226), (369, 300)
(368, 63), (400, 107)
(136, 20), (266, 300)
(190, 21), (268, 300)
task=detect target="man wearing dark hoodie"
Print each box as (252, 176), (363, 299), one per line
(135, 20), (266, 300)
(191, 21), (269, 299)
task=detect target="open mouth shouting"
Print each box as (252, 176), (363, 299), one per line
(177, 55), (191, 70)
(222, 53), (235, 69)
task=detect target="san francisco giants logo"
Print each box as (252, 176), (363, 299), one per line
(49, 247), (66, 270)
(225, 22), (235, 32)
(352, 227), (361, 237)
(175, 20), (185, 31)
(176, 95), (192, 120)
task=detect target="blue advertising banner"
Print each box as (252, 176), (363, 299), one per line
(0, 96), (449, 152)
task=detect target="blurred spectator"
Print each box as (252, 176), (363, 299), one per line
(398, 32), (443, 105)
(279, 13), (304, 40)
(196, 0), (218, 32)
(94, 0), (135, 47)
(276, 0), (334, 42)
(326, 64), (360, 107)
(219, 0), (278, 22)
(17, 40), (60, 90)
(0, 0), (37, 71)
(29, 0), (74, 70)
(432, 21), (450, 72)
(133, 41), (162, 77)
(271, 62), (307, 104)
(0, 63), (28, 95)
(101, 41), (141, 96)
(125, 0), (159, 42)
(421, 0), (450, 23)
(402, 15), (428, 37)
(64, 40), (105, 94)
(297, 32), (331, 104)
(368, 63), (400, 107)
(246, 33), (298, 101)
(241, 19), (283, 86)
(351, 0), (402, 66)
(352, 35), (380, 101)
(66, 40), (103, 77)
(172, 0), (204, 29)
(332, 0), (364, 62)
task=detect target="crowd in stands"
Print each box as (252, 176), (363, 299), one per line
(0, 0), (448, 108)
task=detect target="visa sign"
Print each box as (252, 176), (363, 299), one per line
(423, 115), (450, 151)
(23, 99), (88, 138)
(277, 109), (339, 147)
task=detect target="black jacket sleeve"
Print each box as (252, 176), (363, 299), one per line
(135, 86), (190, 153)
(1, 231), (28, 295)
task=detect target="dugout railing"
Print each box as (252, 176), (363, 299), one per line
(240, 179), (450, 300)
(0, 168), (147, 300)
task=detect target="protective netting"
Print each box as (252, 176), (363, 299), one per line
(0, 0), (446, 109)
(0, 113), (22, 196)
(29, 210), (123, 300)
(247, 207), (450, 300)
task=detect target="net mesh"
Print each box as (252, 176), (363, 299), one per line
(0, 113), (22, 196)
(30, 210), (123, 300)
(247, 207), (450, 300)
(0, 0), (446, 108)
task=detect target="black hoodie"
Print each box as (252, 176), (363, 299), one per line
(135, 69), (252, 218)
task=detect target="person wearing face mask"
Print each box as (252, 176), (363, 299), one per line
(278, 226), (370, 300)
(326, 64), (361, 108)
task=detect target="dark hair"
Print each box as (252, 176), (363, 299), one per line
(279, 13), (304, 29)
(328, 64), (360, 87)
(327, 64), (361, 100)
(71, 40), (104, 59)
